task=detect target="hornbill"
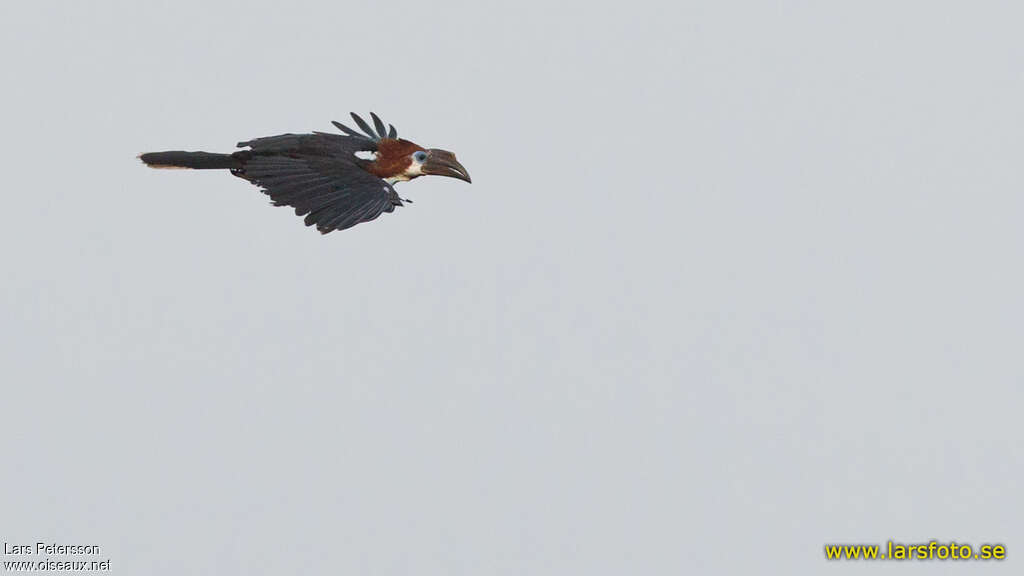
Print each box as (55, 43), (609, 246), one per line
(139, 113), (471, 234)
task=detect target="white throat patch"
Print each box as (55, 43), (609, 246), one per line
(405, 161), (424, 178)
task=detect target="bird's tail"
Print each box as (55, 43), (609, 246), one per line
(138, 151), (241, 170)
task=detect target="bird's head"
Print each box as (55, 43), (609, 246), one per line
(372, 139), (472, 184)
(333, 113), (471, 185)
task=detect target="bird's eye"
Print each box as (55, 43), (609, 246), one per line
(413, 151), (428, 163)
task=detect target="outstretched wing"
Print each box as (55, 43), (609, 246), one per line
(231, 114), (407, 234)
(238, 154), (404, 234)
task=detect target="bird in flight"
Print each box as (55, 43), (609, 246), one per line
(139, 112), (471, 234)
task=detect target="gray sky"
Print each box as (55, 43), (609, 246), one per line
(1, 1), (1021, 574)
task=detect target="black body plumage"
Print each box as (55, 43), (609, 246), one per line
(139, 113), (412, 234)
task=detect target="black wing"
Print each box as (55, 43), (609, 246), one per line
(235, 144), (403, 234)
(232, 116), (405, 234)
(237, 131), (375, 157)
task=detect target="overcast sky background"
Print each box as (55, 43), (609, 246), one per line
(1, 1), (1021, 574)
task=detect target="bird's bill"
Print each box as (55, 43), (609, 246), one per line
(423, 149), (472, 183)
